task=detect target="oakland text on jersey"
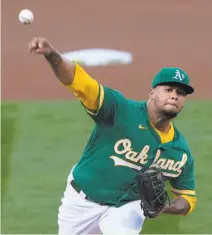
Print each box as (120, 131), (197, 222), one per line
(110, 138), (188, 178)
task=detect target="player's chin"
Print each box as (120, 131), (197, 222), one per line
(162, 106), (180, 118)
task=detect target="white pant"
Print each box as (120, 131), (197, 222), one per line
(58, 169), (145, 234)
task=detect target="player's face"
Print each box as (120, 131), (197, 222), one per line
(150, 84), (187, 118)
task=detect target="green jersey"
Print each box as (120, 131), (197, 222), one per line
(73, 86), (195, 207)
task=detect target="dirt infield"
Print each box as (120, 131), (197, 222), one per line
(2, 0), (212, 100)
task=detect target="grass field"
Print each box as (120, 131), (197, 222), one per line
(1, 100), (212, 234)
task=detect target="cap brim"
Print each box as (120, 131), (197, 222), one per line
(181, 84), (194, 94)
(155, 82), (194, 94)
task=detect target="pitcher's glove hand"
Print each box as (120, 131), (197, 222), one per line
(136, 165), (170, 219)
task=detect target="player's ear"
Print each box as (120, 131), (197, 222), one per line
(149, 88), (155, 100)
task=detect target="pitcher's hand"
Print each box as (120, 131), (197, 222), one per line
(29, 37), (55, 56)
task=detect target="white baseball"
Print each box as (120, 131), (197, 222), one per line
(18, 9), (34, 24)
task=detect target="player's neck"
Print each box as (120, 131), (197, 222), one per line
(147, 101), (171, 133)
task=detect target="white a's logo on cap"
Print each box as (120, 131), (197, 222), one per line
(173, 70), (185, 81)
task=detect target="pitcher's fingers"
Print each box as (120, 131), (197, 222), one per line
(28, 38), (38, 51)
(35, 48), (48, 54)
(38, 38), (46, 49)
(31, 37), (39, 47)
(29, 44), (38, 54)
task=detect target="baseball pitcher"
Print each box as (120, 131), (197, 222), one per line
(29, 37), (197, 235)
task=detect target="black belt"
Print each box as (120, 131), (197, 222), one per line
(70, 179), (108, 206)
(70, 179), (81, 194)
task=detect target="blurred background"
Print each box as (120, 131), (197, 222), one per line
(1, 0), (212, 234)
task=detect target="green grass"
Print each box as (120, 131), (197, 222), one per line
(1, 104), (18, 203)
(1, 100), (212, 234)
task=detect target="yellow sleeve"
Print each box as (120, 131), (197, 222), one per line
(180, 195), (197, 214)
(66, 63), (104, 111)
(172, 189), (197, 214)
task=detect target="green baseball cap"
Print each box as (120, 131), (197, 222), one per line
(152, 67), (194, 94)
